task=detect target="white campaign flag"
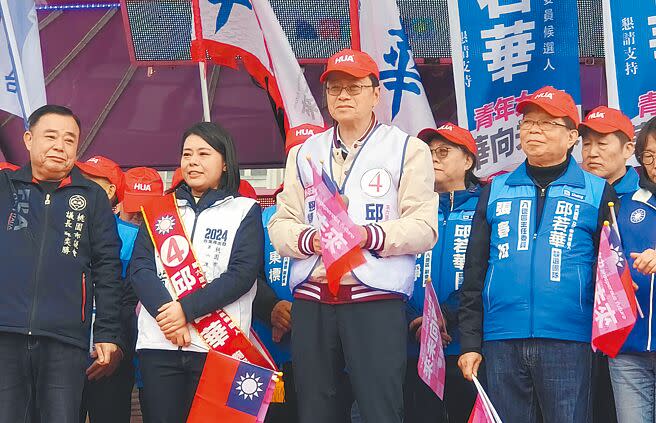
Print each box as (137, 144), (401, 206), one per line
(0, 0), (46, 120)
(358, 0), (435, 135)
(191, 0), (324, 129)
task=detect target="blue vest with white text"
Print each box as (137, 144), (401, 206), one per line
(409, 188), (479, 356)
(617, 188), (656, 353)
(483, 160), (606, 343)
(252, 205), (292, 366)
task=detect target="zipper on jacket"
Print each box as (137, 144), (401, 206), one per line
(81, 273), (86, 322)
(450, 191), (454, 211)
(529, 186), (549, 337)
(28, 192), (52, 335)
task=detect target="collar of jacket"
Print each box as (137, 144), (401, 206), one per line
(439, 184), (481, 213)
(505, 156), (586, 189)
(174, 183), (238, 213)
(613, 166), (640, 196)
(11, 164), (97, 189)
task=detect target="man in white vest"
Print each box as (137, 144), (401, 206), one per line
(269, 49), (438, 423)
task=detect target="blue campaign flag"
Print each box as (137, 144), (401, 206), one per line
(448, 0), (582, 177)
(603, 0), (656, 129)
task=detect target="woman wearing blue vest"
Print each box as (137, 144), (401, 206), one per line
(405, 123), (480, 423)
(129, 122), (264, 423)
(609, 116), (656, 423)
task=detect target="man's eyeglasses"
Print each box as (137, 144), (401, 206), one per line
(519, 119), (570, 131)
(325, 84), (374, 96)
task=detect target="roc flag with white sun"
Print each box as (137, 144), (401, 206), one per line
(187, 350), (276, 423)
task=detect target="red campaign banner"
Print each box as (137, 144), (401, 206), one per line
(142, 193), (274, 370)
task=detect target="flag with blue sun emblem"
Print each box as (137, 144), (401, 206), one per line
(187, 350), (275, 423)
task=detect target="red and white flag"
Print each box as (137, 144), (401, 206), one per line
(592, 222), (638, 357)
(418, 280), (446, 399)
(308, 158), (366, 296)
(190, 0), (324, 131)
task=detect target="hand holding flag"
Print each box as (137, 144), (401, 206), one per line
(307, 157), (366, 296)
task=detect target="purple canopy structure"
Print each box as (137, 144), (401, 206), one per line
(0, 0), (609, 169)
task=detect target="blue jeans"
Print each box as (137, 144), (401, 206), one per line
(483, 339), (592, 423)
(0, 332), (88, 423)
(609, 352), (656, 423)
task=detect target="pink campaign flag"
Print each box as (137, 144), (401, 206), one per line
(307, 158), (366, 296)
(468, 376), (502, 423)
(592, 223), (638, 358)
(418, 280), (446, 399)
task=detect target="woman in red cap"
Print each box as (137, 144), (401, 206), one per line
(129, 122), (263, 423)
(405, 123), (481, 423)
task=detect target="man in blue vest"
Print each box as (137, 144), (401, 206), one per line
(252, 124), (325, 423)
(458, 86), (618, 423)
(580, 106), (638, 423)
(581, 106), (639, 197)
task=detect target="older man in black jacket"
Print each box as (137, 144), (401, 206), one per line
(0, 105), (123, 423)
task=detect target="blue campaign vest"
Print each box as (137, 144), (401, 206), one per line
(252, 205), (292, 366)
(614, 167), (640, 198)
(618, 188), (656, 353)
(408, 188), (479, 356)
(483, 160), (606, 343)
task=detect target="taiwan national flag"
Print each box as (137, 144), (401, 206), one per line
(308, 158), (366, 296)
(591, 222), (638, 357)
(187, 350), (276, 423)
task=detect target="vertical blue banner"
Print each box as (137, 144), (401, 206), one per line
(449, 0), (582, 177)
(604, 0), (656, 130)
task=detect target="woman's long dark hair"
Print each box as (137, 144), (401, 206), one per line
(181, 122), (240, 195)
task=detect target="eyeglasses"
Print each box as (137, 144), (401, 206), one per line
(641, 152), (655, 166)
(519, 119), (570, 131)
(430, 147), (452, 159)
(325, 84), (374, 96)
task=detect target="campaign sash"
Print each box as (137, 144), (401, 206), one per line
(142, 193), (275, 370)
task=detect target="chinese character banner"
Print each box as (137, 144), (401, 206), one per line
(448, 0), (582, 177)
(603, 0), (656, 129)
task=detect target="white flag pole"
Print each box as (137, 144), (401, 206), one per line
(198, 60), (211, 122)
(0, 0), (33, 121)
(473, 375), (503, 423)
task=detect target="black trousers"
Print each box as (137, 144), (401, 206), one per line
(0, 332), (88, 423)
(292, 299), (407, 423)
(138, 349), (207, 423)
(79, 356), (135, 423)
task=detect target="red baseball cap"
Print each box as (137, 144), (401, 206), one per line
(285, 124), (326, 154)
(516, 86), (580, 126)
(579, 106), (635, 140)
(0, 162), (19, 171)
(170, 168), (184, 191)
(238, 180), (258, 200)
(76, 156), (125, 201)
(320, 49), (380, 83)
(417, 122), (478, 157)
(122, 167), (163, 213)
